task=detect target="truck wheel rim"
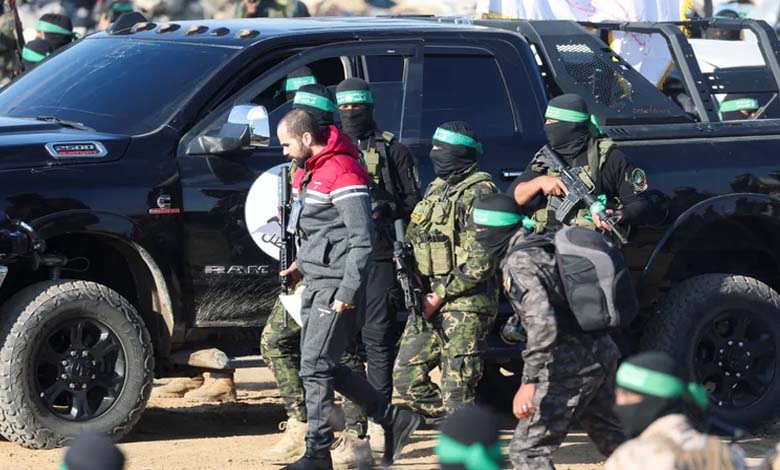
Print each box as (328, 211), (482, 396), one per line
(693, 310), (776, 409)
(33, 316), (126, 422)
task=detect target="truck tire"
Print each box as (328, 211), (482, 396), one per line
(0, 280), (154, 449)
(642, 274), (780, 427)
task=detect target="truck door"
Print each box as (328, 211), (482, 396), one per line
(406, 36), (548, 192)
(176, 40), (423, 327)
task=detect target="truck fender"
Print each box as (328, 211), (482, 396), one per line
(641, 192), (780, 289)
(27, 210), (175, 339)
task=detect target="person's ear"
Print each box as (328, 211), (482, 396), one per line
(302, 132), (313, 147)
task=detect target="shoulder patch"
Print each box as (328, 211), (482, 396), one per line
(631, 168), (648, 193)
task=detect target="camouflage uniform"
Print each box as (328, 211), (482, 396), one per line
(393, 167), (499, 418)
(261, 298), (306, 422)
(261, 291), (368, 428)
(605, 414), (748, 470)
(502, 231), (625, 470)
(0, 8), (18, 85)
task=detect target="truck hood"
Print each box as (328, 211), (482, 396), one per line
(0, 117), (130, 170)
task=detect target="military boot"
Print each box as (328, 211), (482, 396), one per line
(381, 405), (421, 465)
(262, 418), (307, 464)
(330, 429), (374, 469)
(183, 372), (237, 403)
(367, 420), (385, 454)
(152, 376), (204, 399)
(282, 447), (333, 470)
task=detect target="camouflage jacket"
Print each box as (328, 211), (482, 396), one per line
(605, 414), (748, 470)
(0, 11), (18, 85)
(407, 170), (499, 315)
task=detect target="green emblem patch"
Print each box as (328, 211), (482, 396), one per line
(631, 168), (648, 192)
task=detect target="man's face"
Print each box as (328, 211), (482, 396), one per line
(545, 118), (559, 125)
(615, 387), (644, 406)
(338, 103), (368, 112)
(277, 122), (312, 166)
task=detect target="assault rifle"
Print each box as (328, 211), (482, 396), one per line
(7, 0), (24, 74)
(537, 145), (627, 244)
(278, 164), (295, 327)
(392, 219), (448, 342)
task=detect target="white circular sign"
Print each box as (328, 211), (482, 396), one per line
(245, 163), (290, 261)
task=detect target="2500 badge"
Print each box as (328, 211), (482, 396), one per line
(45, 141), (108, 158)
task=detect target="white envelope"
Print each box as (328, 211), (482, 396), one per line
(279, 293), (303, 327)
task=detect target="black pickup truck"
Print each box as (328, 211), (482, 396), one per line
(0, 14), (778, 448)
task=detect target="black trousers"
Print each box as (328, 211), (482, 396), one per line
(361, 258), (398, 403)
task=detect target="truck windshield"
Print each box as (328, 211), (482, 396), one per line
(0, 38), (237, 135)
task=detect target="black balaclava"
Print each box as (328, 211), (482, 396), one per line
(37, 13), (75, 50)
(62, 432), (125, 470)
(613, 351), (709, 438)
(720, 93), (760, 121)
(22, 39), (53, 70)
(544, 94), (592, 162)
(336, 78), (376, 140)
(292, 83), (335, 129)
(436, 405), (504, 470)
(430, 121), (482, 182)
(473, 194), (533, 261)
(282, 66), (316, 101)
(707, 9), (742, 41)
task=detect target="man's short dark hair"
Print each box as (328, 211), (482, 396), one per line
(279, 109), (326, 144)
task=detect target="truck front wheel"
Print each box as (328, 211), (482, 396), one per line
(642, 274), (780, 428)
(0, 280), (153, 449)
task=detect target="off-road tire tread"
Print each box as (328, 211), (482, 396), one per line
(0, 280), (154, 449)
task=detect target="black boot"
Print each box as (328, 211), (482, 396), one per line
(282, 447), (333, 470)
(381, 405), (421, 465)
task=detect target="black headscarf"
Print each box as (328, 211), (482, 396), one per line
(336, 77), (376, 140)
(282, 66), (316, 102)
(22, 39), (53, 71)
(613, 351), (709, 438)
(37, 13), (75, 50)
(292, 83), (335, 129)
(436, 405), (504, 470)
(473, 194), (528, 261)
(544, 94), (592, 162)
(430, 121), (482, 183)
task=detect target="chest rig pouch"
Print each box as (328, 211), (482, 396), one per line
(410, 172), (493, 276)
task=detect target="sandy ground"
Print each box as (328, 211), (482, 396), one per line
(0, 367), (778, 470)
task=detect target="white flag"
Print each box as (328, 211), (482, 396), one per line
(475, 0), (694, 86)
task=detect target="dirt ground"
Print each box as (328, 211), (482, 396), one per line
(0, 367), (778, 470)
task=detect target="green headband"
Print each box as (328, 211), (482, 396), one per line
(433, 127), (483, 154)
(435, 435), (503, 470)
(473, 208), (521, 227)
(22, 47), (49, 63)
(545, 105), (602, 136)
(545, 105), (590, 123)
(720, 98), (759, 114)
(617, 362), (709, 410)
(284, 75), (316, 92)
(37, 20), (75, 36)
(293, 91), (336, 112)
(336, 90), (373, 105)
(112, 2), (133, 12)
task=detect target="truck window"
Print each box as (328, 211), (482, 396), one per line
(421, 54), (514, 139)
(361, 55), (406, 135)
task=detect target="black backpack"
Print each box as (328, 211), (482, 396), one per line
(553, 227), (638, 332)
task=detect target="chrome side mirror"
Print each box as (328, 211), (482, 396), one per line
(228, 104), (270, 147)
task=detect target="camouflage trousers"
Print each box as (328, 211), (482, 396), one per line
(260, 298), (367, 429)
(393, 310), (495, 418)
(509, 334), (625, 470)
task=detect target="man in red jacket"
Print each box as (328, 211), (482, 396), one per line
(277, 109), (420, 470)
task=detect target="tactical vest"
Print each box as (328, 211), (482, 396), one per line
(532, 138), (616, 232)
(358, 131), (397, 207)
(409, 171), (495, 277)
